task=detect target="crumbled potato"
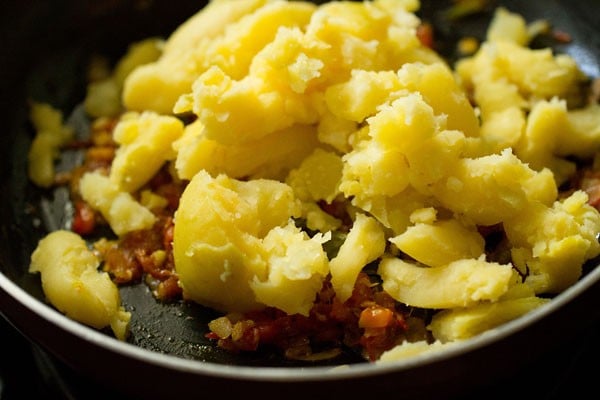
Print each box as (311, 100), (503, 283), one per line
(251, 221), (330, 316)
(173, 170), (308, 314)
(29, 230), (130, 340)
(286, 148), (343, 203)
(379, 257), (516, 309)
(377, 340), (451, 362)
(139, 189), (169, 211)
(110, 111), (184, 192)
(123, 0), (287, 114)
(27, 102), (74, 188)
(456, 7), (587, 167)
(431, 148), (558, 226)
(515, 99), (600, 184)
(505, 190), (600, 293)
(330, 213), (386, 302)
(428, 296), (551, 342)
(84, 38), (163, 118)
(79, 171), (157, 236)
(390, 219), (484, 268)
(173, 118), (320, 181)
(486, 7), (529, 46)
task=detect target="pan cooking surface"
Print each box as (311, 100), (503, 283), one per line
(1, 0), (600, 371)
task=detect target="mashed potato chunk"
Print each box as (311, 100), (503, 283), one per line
(79, 172), (157, 236)
(29, 230), (130, 340)
(27, 102), (74, 188)
(110, 111), (184, 192)
(173, 170), (333, 315)
(173, 118), (320, 181)
(428, 296), (550, 342)
(379, 257), (516, 309)
(330, 213), (386, 302)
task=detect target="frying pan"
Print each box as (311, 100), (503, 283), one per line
(1, 0), (599, 398)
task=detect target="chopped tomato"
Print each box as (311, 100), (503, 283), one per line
(359, 306), (394, 329)
(417, 22), (434, 49)
(71, 201), (96, 235)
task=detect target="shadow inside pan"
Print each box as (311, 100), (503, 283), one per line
(1, 0), (600, 369)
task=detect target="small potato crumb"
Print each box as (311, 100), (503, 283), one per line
(27, 102), (74, 188)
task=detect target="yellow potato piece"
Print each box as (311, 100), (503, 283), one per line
(178, 65), (320, 146)
(79, 172), (157, 236)
(505, 190), (600, 293)
(379, 257), (516, 309)
(396, 62), (480, 137)
(486, 7), (529, 46)
(390, 219), (484, 268)
(432, 148), (557, 226)
(514, 98), (576, 184)
(560, 104), (600, 158)
(29, 230), (130, 340)
(324, 70), (402, 122)
(173, 170), (303, 313)
(341, 93), (441, 199)
(85, 38), (163, 118)
(330, 213), (386, 302)
(207, 0), (316, 80)
(27, 102), (74, 188)
(251, 222), (330, 316)
(173, 119), (320, 181)
(123, 0), (274, 114)
(378, 340), (451, 362)
(428, 296), (550, 342)
(286, 148), (343, 203)
(110, 112), (184, 192)
(350, 187), (431, 236)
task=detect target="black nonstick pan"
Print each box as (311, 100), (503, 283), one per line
(1, 1), (600, 399)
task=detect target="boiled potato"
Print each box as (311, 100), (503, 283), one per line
(486, 7), (529, 45)
(286, 148), (343, 203)
(84, 38), (163, 118)
(390, 219), (485, 268)
(79, 172), (157, 236)
(27, 102), (74, 188)
(174, 119), (320, 181)
(431, 149), (557, 226)
(29, 230), (130, 340)
(330, 213), (386, 302)
(110, 111), (184, 192)
(428, 296), (550, 342)
(505, 190), (600, 293)
(251, 221), (330, 316)
(173, 170), (328, 314)
(379, 257), (516, 309)
(28, 0), (600, 360)
(123, 0), (275, 114)
(378, 340), (451, 362)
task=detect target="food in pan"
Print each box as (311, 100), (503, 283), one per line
(27, 0), (600, 362)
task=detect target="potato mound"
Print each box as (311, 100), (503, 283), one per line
(28, 0), (600, 357)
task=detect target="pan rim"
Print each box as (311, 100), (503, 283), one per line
(1, 262), (599, 382)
